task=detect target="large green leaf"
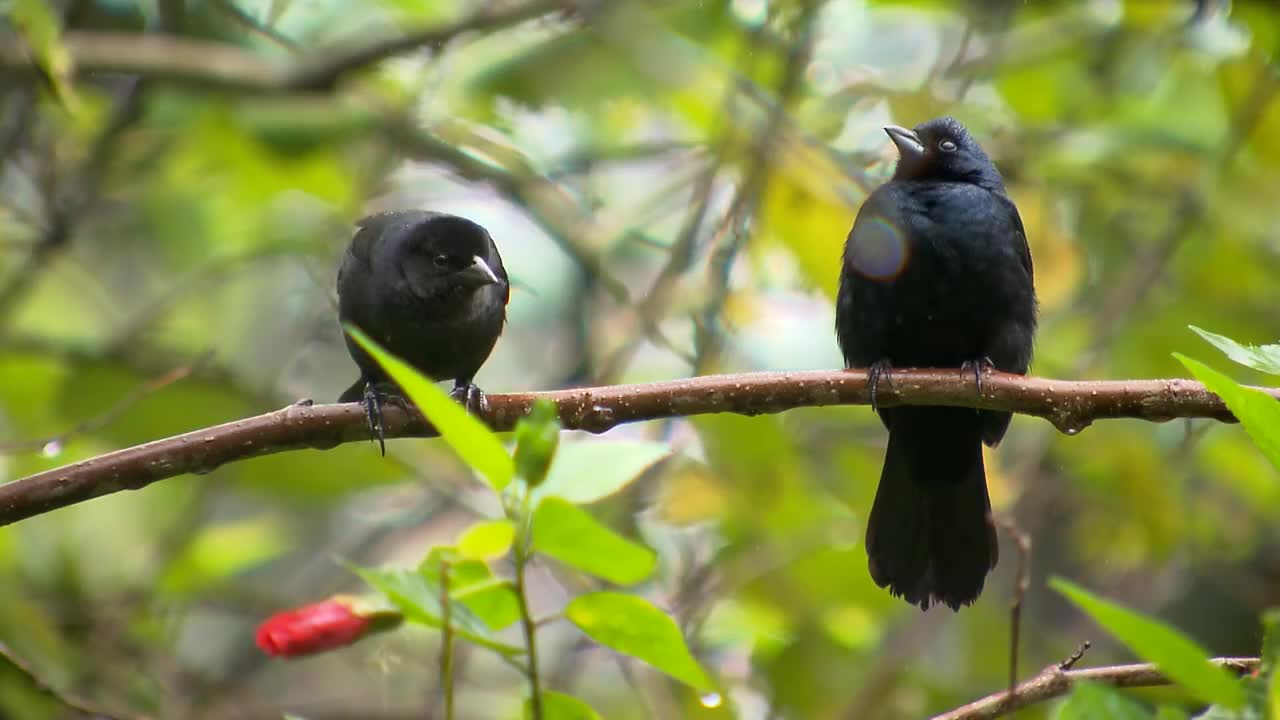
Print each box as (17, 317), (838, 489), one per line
(532, 498), (657, 585)
(1057, 682), (1152, 720)
(565, 591), (712, 690)
(533, 442), (670, 505)
(1177, 355), (1280, 471)
(526, 691), (602, 720)
(1052, 578), (1246, 709)
(1190, 326), (1280, 376)
(345, 326), (515, 491)
(355, 566), (523, 656)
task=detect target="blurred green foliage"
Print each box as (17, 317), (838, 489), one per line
(1, 0), (1279, 717)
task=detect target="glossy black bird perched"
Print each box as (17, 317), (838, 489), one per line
(338, 210), (509, 454)
(836, 117), (1037, 610)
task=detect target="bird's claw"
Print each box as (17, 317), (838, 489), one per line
(450, 383), (489, 415)
(868, 360), (894, 411)
(960, 357), (995, 396)
(362, 382), (386, 456)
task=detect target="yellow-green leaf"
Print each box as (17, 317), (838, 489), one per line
(345, 326), (515, 491)
(525, 691), (602, 720)
(457, 520), (515, 561)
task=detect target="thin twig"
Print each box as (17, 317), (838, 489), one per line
(931, 656), (1258, 720)
(990, 515), (1031, 701)
(1059, 641), (1091, 671)
(0, 368), (1268, 527)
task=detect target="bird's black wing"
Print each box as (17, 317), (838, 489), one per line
(836, 185), (908, 370)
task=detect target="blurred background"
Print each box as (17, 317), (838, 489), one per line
(1, 0), (1278, 717)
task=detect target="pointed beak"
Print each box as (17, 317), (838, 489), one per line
(884, 125), (924, 163)
(455, 255), (501, 289)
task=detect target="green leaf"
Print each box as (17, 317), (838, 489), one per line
(565, 591), (712, 690)
(534, 442), (670, 505)
(345, 326), (515, 491)
(532, 498), (657, 585)
(354, 566), (523, 656)
(1057, 683), (1153, 720)
(514, 399), (561, 487)
(526, 691), (602, 720)
(1190, 326), (1280, 375)
(1051, 578), (1246, 709)
(457, 520), (516, 561)
(419, 548), (521, 630)
(1177, 355), (1280, 471)
(1154, 707), (1189, 720)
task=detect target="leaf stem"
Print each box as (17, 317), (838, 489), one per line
(440, 561), (455, 720)
(514, 543), (544, 720)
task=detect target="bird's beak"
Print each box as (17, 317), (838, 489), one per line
(455, 255), (501, 289)
(884, 125), (924, 163)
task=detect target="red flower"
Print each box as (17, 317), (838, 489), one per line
(256, 595), (400, 658)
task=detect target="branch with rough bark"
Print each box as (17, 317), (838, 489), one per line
(933, 656), (1260, 720)
(0, 0), (569, 92)
(1, 368), (1272, 527)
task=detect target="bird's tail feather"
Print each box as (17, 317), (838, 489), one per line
(864, 406), (998, 611)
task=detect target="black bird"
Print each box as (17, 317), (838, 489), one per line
(836, 117), (1037, 610)
(338, 210), (509, 454)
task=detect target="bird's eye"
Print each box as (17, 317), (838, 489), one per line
(939, 140), (957, 153)
(432, 255), (448, 268)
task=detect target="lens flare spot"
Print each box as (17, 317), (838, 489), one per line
(848, 216), (908, 280)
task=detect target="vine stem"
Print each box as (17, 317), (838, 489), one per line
(440, 561), (455, 720)
(514, 543), (544, 720)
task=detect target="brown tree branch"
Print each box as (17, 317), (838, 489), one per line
(0, 0), (569, 93)
(0, 368), (1272, 528)
(932, 656), (1260, 720)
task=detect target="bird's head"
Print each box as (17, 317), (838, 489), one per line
(399, 214), (503, 300)
(884, 116), (1005, 191)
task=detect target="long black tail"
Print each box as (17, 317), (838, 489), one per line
(865, 406), (998, 611)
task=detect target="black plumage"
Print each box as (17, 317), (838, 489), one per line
(337, 210), (509, 453)
(835, 117), (1037, 610)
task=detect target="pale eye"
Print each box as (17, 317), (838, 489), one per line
(939, 139), (957, 153)
(432, 255), (448, 268)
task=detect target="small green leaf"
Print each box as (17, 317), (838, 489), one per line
(514, 399), (561, 487)
(345, 326), (515, 490)
(1154, 707), (1189, 720)
(10, 0), (79, 112)
(565, 591), (712, 690)
(419, 548), (521, 630)
(457, 520), (516, 561)
(526, 691), (602, 720)
(534, 442), (670, 505)
(1057, 683), (1153, 720)
(1190, 326), (1280, 375)
(532, 498), (657, 585)
(1052, 578), (1246, 709)
(1177, 354), (1280, 471)
(354, 566), (523, 656)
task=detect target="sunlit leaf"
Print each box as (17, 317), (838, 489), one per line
(457, 520), (516, 561)
(1052, 577), (1246, 709)
(1190, 326), (1280, 376)
(533, 442), (669, 505)
(526, 691), (602, 720)
(532, 498), (657, 585)
(1177, 355), (1280, 471)
(346, 326), (515, 491)
(566, 592), (712, 690)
